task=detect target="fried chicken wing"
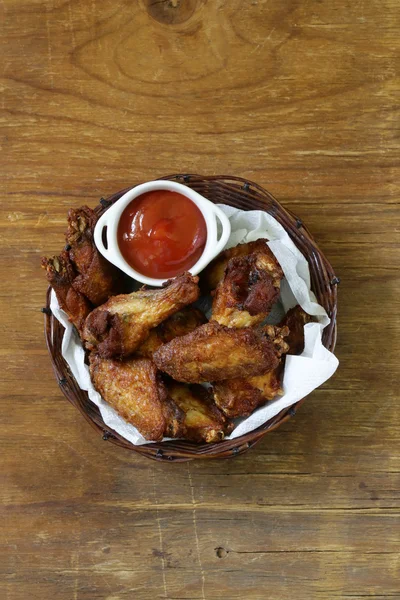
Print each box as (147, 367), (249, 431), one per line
(212, 325), (289, 418)
(42, 206), (128, 334)
(166, 381), (229, 443)
(280, 305), (312, 355)
(89, 355), (185, 441)
(66, 206), (124, 306)
(153, 321), (279, 383)
(201, 239), (282, 293)
(136, 307), (206, 359)
(83, 272), (200, 358)
(211, 248), (283, 327)
(213, 369), (283, 418)
(41, 251), (92, 333)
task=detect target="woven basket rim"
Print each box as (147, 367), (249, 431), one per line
(44, 174), (338, 461)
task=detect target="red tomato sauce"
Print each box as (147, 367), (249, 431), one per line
(117, 190), (207, 279)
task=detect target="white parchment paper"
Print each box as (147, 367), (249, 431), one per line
(50, 204), (339, 444)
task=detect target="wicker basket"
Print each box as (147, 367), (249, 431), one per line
(43, 175), (338, 461)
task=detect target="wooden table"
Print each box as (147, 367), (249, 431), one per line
(2, 1), (399, 598)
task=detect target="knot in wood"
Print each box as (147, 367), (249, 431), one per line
(215, 547), (229, 559)
(144, 0), (199, 25)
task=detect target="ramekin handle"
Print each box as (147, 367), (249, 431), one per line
(94, 209), (113, 261)
(211, 204), (231, 255)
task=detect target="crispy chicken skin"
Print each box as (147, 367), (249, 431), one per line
(213, 369), (283, 418)
(65, 206), (123, 306)
(89, 355), (184, 441)
(136, 307), (206, 359)
(83, 273), (200, 358)
(41, 251), (92, 333)
(201, 239), (282, 293)
(166, 381), (229, 443)
(211, 249), (283, 328)
(280, 305), (312, 355)
(212, 325), (289, 418)
(153, 321), (280, 383)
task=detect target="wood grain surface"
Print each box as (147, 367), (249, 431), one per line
(1, 1), (399, 599)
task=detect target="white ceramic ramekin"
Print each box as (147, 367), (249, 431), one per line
(94, 180), (231, 287)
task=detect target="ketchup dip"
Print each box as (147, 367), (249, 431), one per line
(117, 190), (207, 279)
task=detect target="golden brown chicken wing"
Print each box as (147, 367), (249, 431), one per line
(42, 206), (127, 334)
(212, 325), (289, 418)
(41, 251), (92, 334)
(201, 239), (281, 293)
(211, 248), (283, 328)
(83, 272), (200, 358)
(136, 307), (206, 359)
(153, 321), (280, 383)
(213, 369), (283, 418)
(166, 381), (229, 443)
(66, 206), (124, 306)
(89, 354), (184, 441)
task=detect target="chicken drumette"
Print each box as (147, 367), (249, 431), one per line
(41, 251), (92, 334)
(211, 248), (283, 328)
(42, 206), (126, 333)
(201, 239), (284, 329)
(201, 239), (282, 293)
(65, 206), (124, 306)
